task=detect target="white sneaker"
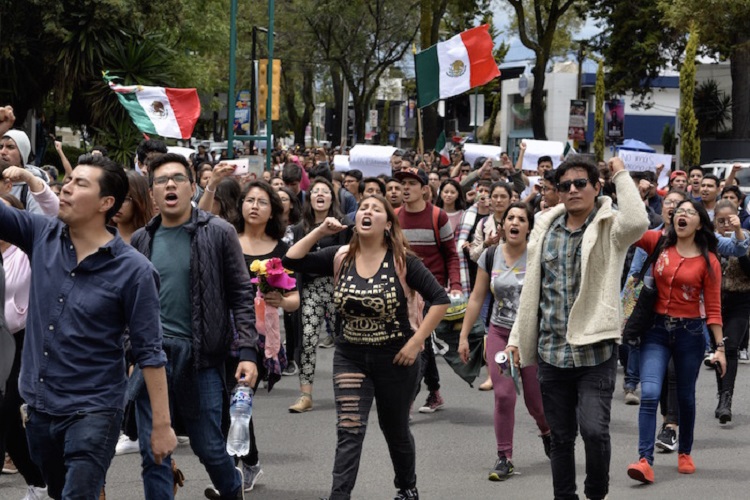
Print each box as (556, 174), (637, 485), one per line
(176, 435), (190, 446)
(22, 486), (50, 500)
(739, 349), (750, 364)
(115, 434), (140, 455)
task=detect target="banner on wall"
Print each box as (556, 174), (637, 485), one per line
(605, 99), (625, 144)
(568, 99), (587, 141)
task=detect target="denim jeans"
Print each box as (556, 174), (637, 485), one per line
(330, 344), (420, 500)
(623, 344), (640, 391)
(26, 407), (122, 499)
(537, 353), (616, 500)
(134, 337), (240, 500)
(638, 315), (705, 464)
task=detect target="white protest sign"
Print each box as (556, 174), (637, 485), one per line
(618, 150), (672, 188)
(521, 175), (540, 200)
(348, 145), (396, 178)
(522, 140), (565, 171)
(463, 144), (502, 167)
(333, 155), (350, 172)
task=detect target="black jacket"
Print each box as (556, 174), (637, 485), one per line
(132, 208), (258, 369)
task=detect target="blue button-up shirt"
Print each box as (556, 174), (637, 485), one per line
(0, 203), (166, 415)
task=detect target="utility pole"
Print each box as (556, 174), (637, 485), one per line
(340, 79), (348, 149)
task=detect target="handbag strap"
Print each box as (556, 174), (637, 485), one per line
(635, 236), (665, 283)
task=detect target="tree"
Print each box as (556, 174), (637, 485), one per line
(587, 0), (683, 107)
(505, 0), (584, 139)
(660, 0), (750, 139)
(594, 60), (605, 161)
(296, 0), (419, 143)
(694, 80), (732, 138)
(679, 27), (700, 168)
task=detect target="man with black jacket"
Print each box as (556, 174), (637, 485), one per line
(131, 153), (258, 500)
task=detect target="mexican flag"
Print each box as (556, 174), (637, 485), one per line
(108, 79), (201, 139)
(436, 131), (451, 166)
(415, 25), (501, 108)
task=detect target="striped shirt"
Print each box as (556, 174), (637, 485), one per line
(537, 210), (616, 368)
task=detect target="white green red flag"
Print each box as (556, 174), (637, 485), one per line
(415, 25), (501, 108)
(107, 78), (201, 139)
(436, 131), (451, 166)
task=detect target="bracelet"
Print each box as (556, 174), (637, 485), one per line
(205, 185), (216, 193)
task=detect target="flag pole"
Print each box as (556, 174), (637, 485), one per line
(412, 44), (424, 158)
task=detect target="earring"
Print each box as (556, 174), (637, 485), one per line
(384, 228), (391, 239)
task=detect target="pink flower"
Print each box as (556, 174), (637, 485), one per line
(266, 272), (296, 290)
(265, 257), (285, 276)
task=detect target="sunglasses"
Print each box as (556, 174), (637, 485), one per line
(556, 178), (590, 192)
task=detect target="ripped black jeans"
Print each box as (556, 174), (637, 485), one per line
(329, 343), (421, 500)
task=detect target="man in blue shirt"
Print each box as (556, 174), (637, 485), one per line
(0, 105), (174, 500)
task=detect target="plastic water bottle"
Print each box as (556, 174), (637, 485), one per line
(226, 385), (253, 457)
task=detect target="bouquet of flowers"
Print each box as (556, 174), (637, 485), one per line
(249, 258), (296, 386)
(249, 257), (296, 293)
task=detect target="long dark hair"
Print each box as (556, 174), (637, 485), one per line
(279, 186), (302, 225)
(235, 180), (285, 240)
(342, 194), (414, 270)
(302, 177), (344, 232)
(665, 199), (717, 272)
(214, 177), (242, 226)
(435, 179), (467, 211)
(124, 169), (153, 230)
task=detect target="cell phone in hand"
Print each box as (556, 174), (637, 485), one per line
(223, 158), (249, 177)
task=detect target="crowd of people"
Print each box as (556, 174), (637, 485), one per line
(0, 101), (748, 500)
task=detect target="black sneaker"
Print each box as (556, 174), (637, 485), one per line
(541, 433), (551, 459)
(655, 423), (677, 453)
(488, 456), (514, 481)
(394, 487), (419, 499)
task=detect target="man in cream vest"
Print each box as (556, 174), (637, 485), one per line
(507, 156), (649, 500)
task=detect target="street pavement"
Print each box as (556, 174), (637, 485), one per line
(2, 346), (749, 499)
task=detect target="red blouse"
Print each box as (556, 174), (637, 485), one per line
(635, 230), (723, 326)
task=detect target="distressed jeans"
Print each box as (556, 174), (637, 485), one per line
(329, 343), (420, 500)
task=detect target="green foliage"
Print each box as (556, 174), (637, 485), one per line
(587, 0), (683, 107)
(483, 93), (502, 144)
(594, 60), (605, 162)
(505, 0), (587, 139)
(679, 27), (700, 168)
(694, 79), (732, 137)
(661, 123), (676, 155)
(380, 101), (391, 145)
(92, 118), (143, 166)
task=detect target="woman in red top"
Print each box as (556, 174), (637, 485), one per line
(627, 199), (726, 484)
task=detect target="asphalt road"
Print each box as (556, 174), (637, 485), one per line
(2, 347), (749, 500)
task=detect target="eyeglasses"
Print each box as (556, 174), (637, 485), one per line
(310, 189), (331, 196)
(460, 169), (470, 174)
(674, 208), (698, 216)
(243, 197), (270, 208)
(557, 178), (590, 192)
(153, 174), (189, 186)
(663, 199), (680, 207)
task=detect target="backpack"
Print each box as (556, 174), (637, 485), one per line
(333, 245), (425, 333)
(483, 245), (498, 327)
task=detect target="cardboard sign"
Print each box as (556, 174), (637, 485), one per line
(522, 140), (565, 171)
(348, 145), (396, 177)
(618, 150), (672, 173)
(463, 144), (502, 167)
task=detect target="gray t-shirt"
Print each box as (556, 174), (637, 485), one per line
(152, 224), (192, 339)
(478, 245), (526, 329)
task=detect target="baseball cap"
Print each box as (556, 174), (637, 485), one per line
(395, 167), (428, 186)
(670, 170), (687, 182)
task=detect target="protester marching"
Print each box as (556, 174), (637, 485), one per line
(2, 8), (750, 500)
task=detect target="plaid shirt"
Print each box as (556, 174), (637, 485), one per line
(537, 209), (615, 368)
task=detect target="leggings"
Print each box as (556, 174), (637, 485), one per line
(300, 276), (336, 386)
(486, 324), (549, 459)
(715, 291), (750, 394)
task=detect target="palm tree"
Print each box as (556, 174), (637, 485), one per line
(694, 79), (732, 138)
